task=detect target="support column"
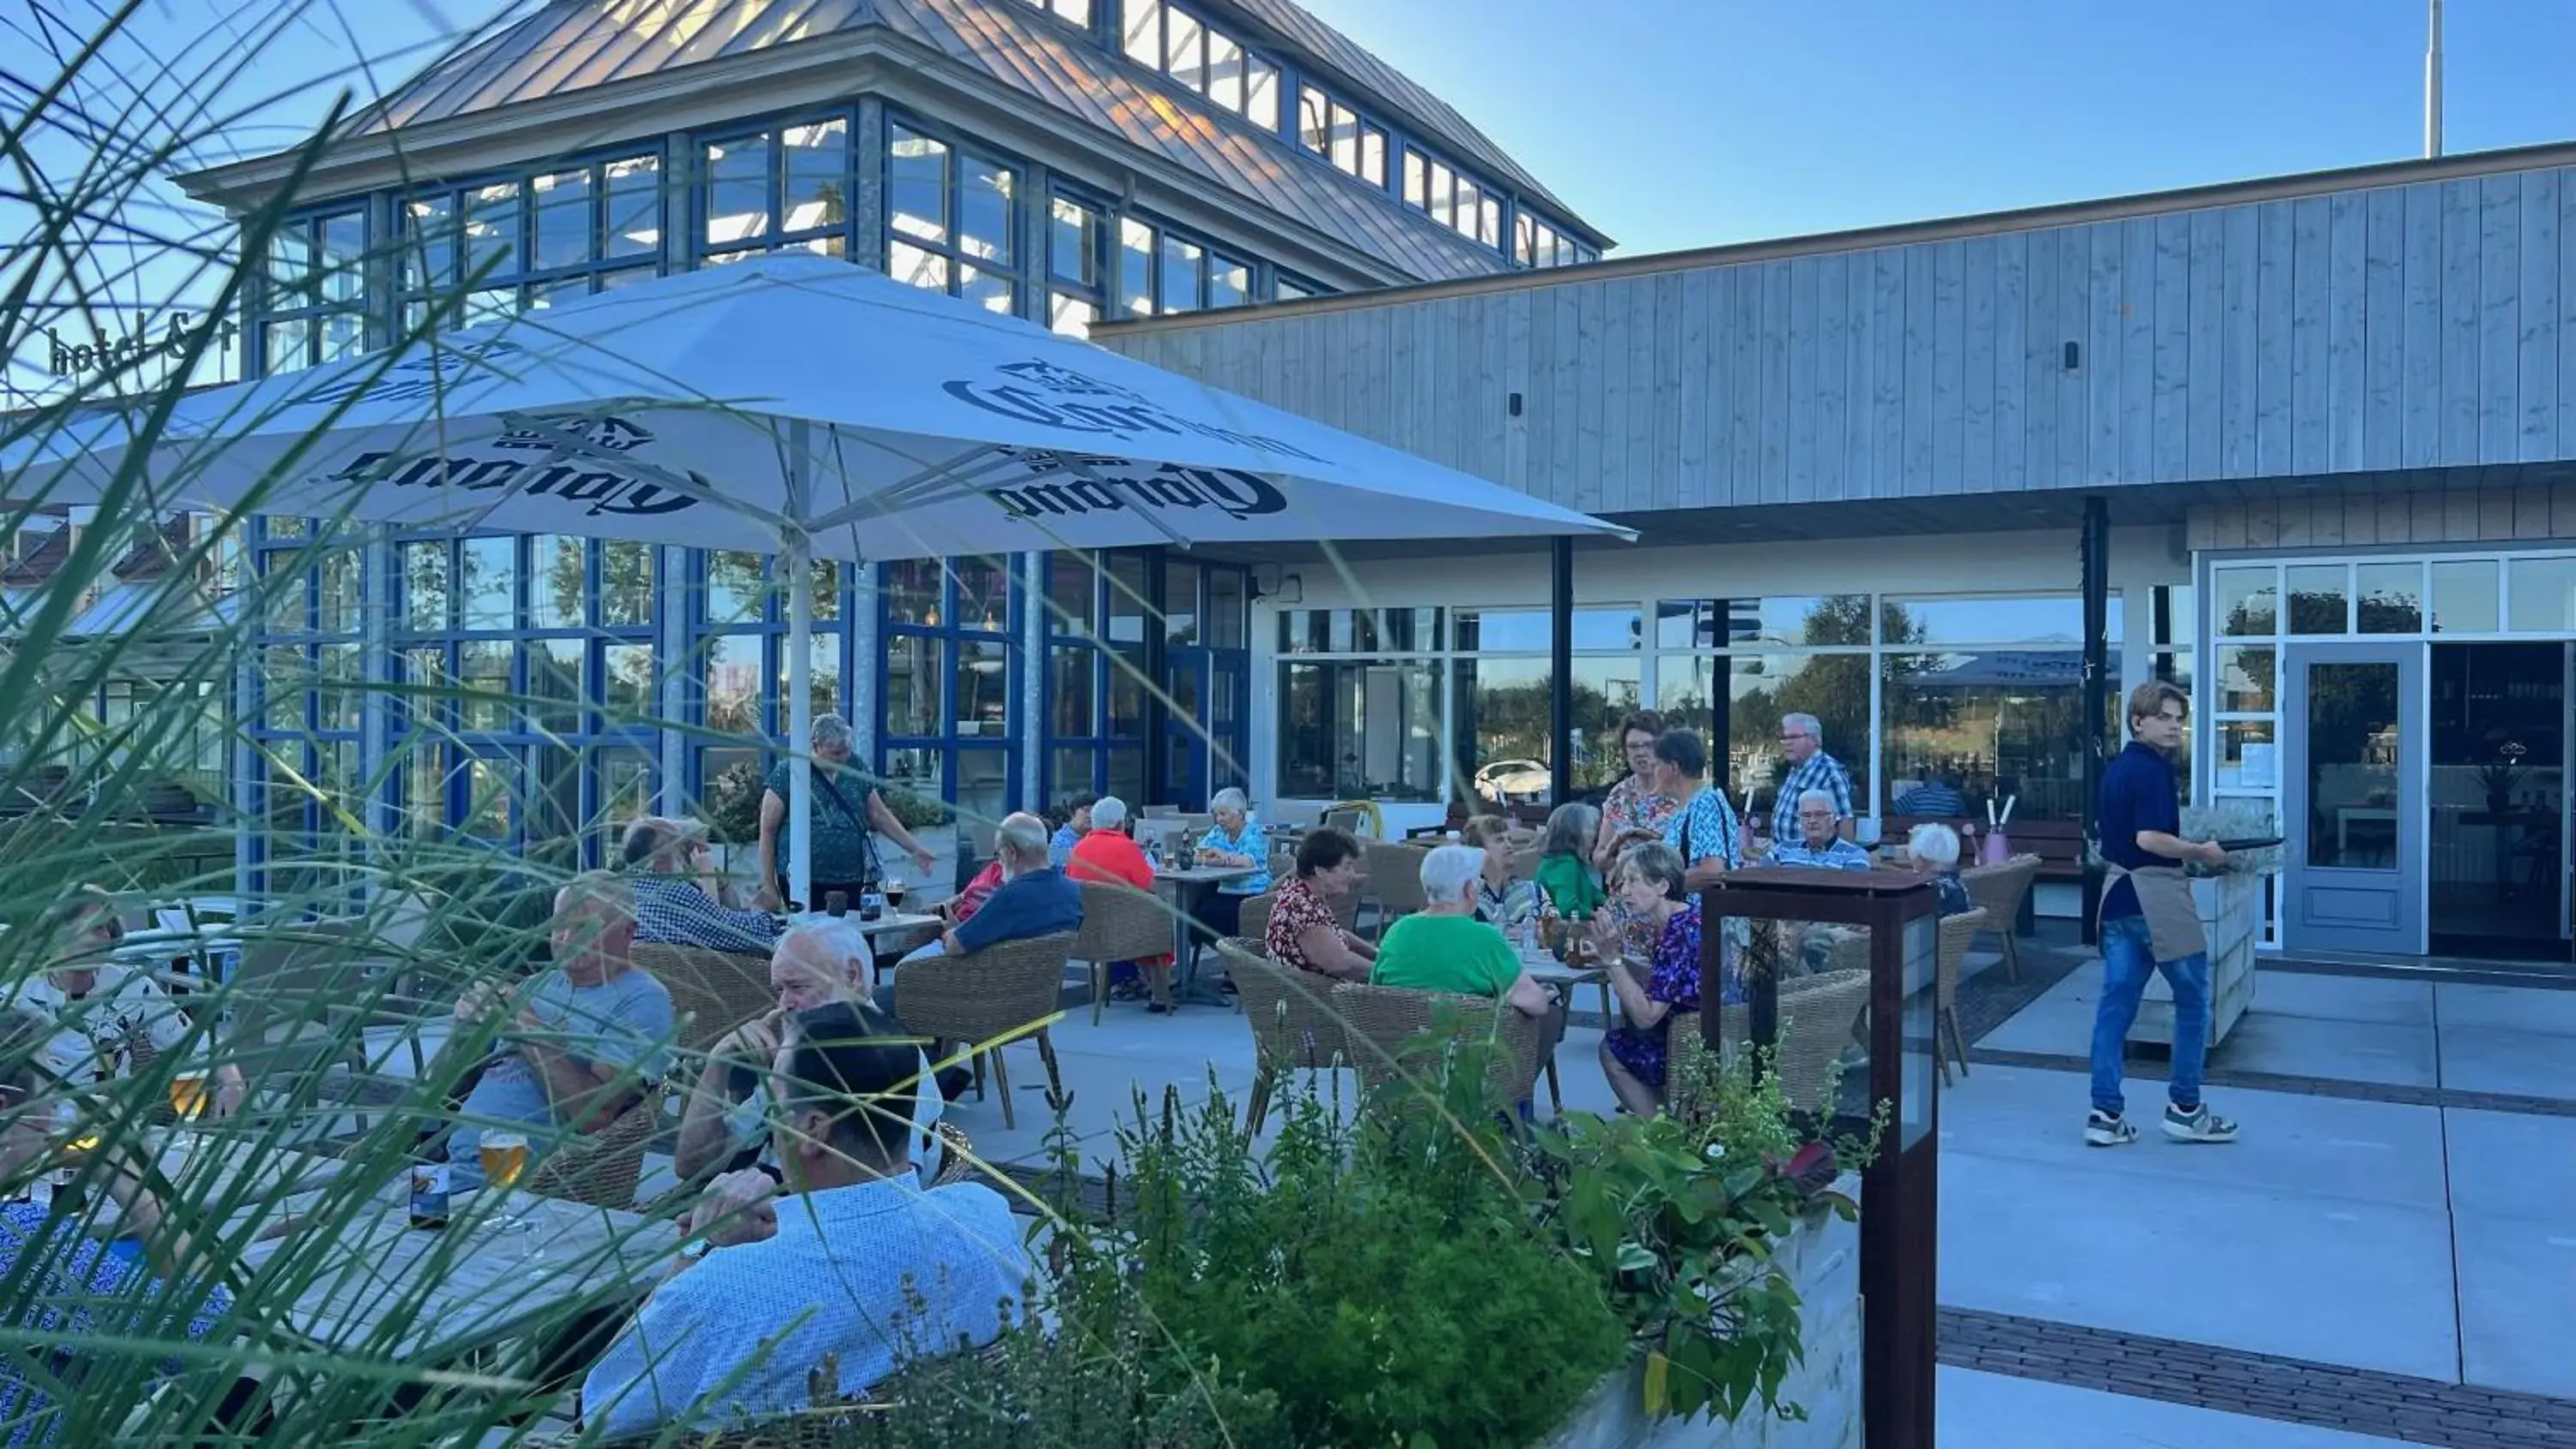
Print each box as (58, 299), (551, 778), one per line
(2081, 494), (2111, 945)
(852, 100), (887, 274)
(1021, 552), (1046, 808)
(1549, 537), (1574, 808)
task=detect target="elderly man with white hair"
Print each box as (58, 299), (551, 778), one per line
(890, 812), (1082, 976)
(675, 919), (946, 1185)
(446, 871), (677, 1186)
(1770, 789), (1874, 873)
(1370, 846), (1562, 1045)
(1769, 712), (1855, 848)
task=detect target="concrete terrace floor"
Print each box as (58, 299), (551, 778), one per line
(611, 943), (2576, 1446)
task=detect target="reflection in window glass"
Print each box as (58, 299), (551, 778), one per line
(1205, 30), (1242, 110)
(702, 634), (762, 735)
(533, 536), (586, 629)
(703, 135), (772, 249)
(782, 120), (849, 236)
(402, 542), (450, 631)
(884, 560), (942, 626)
(2214, 719), (2278, 791)
(1893, 595), (2111, 647)
(1165, 559), (1200, 645)
(532, 169), (592, 270)
(704, 552), (767, 625)
(1107, 649), (1146, 737)
(1882, 650), (2096, 823)
(1328, 102), (1358, 173)
(2507, 555), (2576, 633)
(605, 155), (660, 258)
(601, 542), (653, 627)
(1047, 553), (1097, 634)
(2213, 566), (2277, 636)
(1246, 58), (1279, 130)
(884, 635), (941, 738)
(459, 537), (514, 629)
(957, 640), (1010, 733)
(1278, 658), (1440, 801)
(262, 320), (310, 376)
(2285, 564), (2348, 634)
(1121, 0), (1161, 64)
(2430, 559), (2500, 634)
(1428, 162), (1454, 228)
(1049, 646), (1096, 737)
(1158, 234), (1202, 312)
(1208, 254), (1249, 310)
(1049, 196), (1097, 286)
(1403, 152), (1426, 207)
(1164, 7), (1203, 88)
(463, 182), (521, 277)
(1362, 127), (1388, 187)
(530, 640), (584, 734)
(603, 644), (655, 721)
(889, 126), (948, 245)
(1207, 568), (1246, 648)
(2215, 646), (2275, 713)
(890, 241), (951, 294)
(402, 194), (456, 293)
(954, 556), (1012, 631)
(459, 641), (513, 731)
(1118, 219), (1154, 316)
(2354, 562), (2422, 634)
(1298, 86), (1328, 155)
(961, 155), (1012, 264)
(2303, 662), (2399, 870)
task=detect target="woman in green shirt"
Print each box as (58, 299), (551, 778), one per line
(1373, 846), (1558, 1021)
(1531, 801), (1606, 925)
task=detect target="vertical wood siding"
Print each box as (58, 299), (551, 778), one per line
(1097, 164), (2576, 520)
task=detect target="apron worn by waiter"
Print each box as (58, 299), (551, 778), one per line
(2098, 859), (2206, 963)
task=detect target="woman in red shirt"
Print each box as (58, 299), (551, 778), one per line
(1066, 797), (1176, 1010)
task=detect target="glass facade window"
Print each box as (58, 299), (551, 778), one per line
(1109, 214), (1248, 317)
(258, 209), (367, 375)
(1013, 0), (1090, 23)
(1048, 191), (1104, 335)
(882, 556), (1018, 827)
(1279, 658), (1441, 802)
(885, 121), (1018, 313)
(698, 121), (851, 261)
(1121, 1), (1279, 130)
(398, 151), (661, 338)
(1043, 551), (1249, 810)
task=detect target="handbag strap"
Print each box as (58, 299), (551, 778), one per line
(805, 765), (884, 887)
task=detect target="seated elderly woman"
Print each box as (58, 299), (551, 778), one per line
(1461, 815), (1538, 936)
(1262, 827), (1376, 982)
(2, 887), (246, 1119)
(1186, 788), (1273, 955)
(1591, 842), (1739, 1115)
(1769, 790), (1874, 873)
(1907, 822), (1977, 916)
(1372, 846), (1558, 1022)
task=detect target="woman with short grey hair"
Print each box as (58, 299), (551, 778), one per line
(1907, 822), (1974, 917)
(1370, 846), (1558, 1033)
(756, 711), (937, 911)
(1187, 787), (1273, 972)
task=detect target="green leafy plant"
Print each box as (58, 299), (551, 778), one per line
(1531, 1045), (1879, 1427)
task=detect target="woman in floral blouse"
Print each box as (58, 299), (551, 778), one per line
(1590, 710), (1676, 870)
(1262, 828), (1376, 981)
(1594, 843), (1740, 1115)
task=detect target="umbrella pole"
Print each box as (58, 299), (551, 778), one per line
(785, 524), (814, 917)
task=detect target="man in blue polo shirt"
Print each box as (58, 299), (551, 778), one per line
(2087, 681), (2238, 1149)
(888, 812), (1082, 977)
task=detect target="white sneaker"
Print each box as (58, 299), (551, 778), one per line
(2162, 1103), (2239, 1143)
(2084, 1110), (2137, 1147)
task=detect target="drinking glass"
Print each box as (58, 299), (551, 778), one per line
(479, 1131), (536, 1234)
(167, 1071), (210, 1121)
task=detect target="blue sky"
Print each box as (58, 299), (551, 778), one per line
(10, 0), (2576, 397)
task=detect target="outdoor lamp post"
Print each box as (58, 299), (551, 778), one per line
(1700, 867), (1941, 1449)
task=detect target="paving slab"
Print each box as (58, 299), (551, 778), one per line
(2452, 1205), (2576, 1398)
(2437, 981), (2576, 1038)
(2444, 1108), (2576, 1222)
(2437, 1023), (2576, 1100)
(1938, 1070), (2459, 1382)
(1935, 1367), (2401, 1449)
(1936, 1063), (2449, 1210)
(2248, 970), (2433, 1026)
(2208, 1009), (2439, 1088)
(1975, 972), (2098, 1057)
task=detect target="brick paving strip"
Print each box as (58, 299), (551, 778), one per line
(1961, 1044), (2576, 1119)
(1941, 1307), (2576, 1447)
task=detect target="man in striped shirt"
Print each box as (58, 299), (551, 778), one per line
(1771, 712), (1855, 846)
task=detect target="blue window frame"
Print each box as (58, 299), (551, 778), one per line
(1121, 1), (1280, 132)
(398, 147), (665, 336)
(246, 518), (368, 898)
(883, 115), (1023, 314)
(881, 555), (1023, 827)
(695, 114), (855, 264)
(254, 208), (368, 377)
(678, 547), (855, 846)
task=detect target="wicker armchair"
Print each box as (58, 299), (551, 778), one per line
(527, 1084), (666, 1210)
(1224, 894), (1276, 1011)
(1227, 945), (1349, 1133)
(891, 931), (1074, 1131)
(1329, 981), (1544, 1113)
(1669, 969), (1874, 1118)
(1362, 841), (1429, 933)
(632, 943), (774, 1056)
(1960, 854), (2040, 982)
(1072, 882), (1171, 1024)
(1935, 907), (1989, 1084)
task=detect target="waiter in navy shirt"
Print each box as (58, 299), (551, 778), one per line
(2086, 681), (2239, 1149)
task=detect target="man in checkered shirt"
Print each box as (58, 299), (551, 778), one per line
(625, 817), (781, 956)
(1770, 712), (1855, 846)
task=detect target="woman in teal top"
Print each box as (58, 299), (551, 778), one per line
(1187, 788), (1273, 954)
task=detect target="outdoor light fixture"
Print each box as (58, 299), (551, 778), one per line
(2063, 341), (2081, 371)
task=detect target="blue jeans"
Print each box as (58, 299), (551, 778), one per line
(2089, 913), (2210, 1116)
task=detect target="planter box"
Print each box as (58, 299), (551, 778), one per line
(1540, 1187), (1861, 1449)
(2129, 870), (2265, 1049)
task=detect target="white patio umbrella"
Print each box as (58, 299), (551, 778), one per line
(5, 254), (1632, 906)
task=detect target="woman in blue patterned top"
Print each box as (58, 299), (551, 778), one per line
(1650, 728), (1742, 882)
(0, 1008), (236, 1447)
(1048, 793), (1095, 869)
(1185, 788), (1273, 950)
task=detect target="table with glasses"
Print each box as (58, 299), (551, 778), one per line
(1516, 942), (1617, 1028)
(1154, 864), (1255, 1006)
(787, 908), (945, 977)
(237, 1185), (661, 1366)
